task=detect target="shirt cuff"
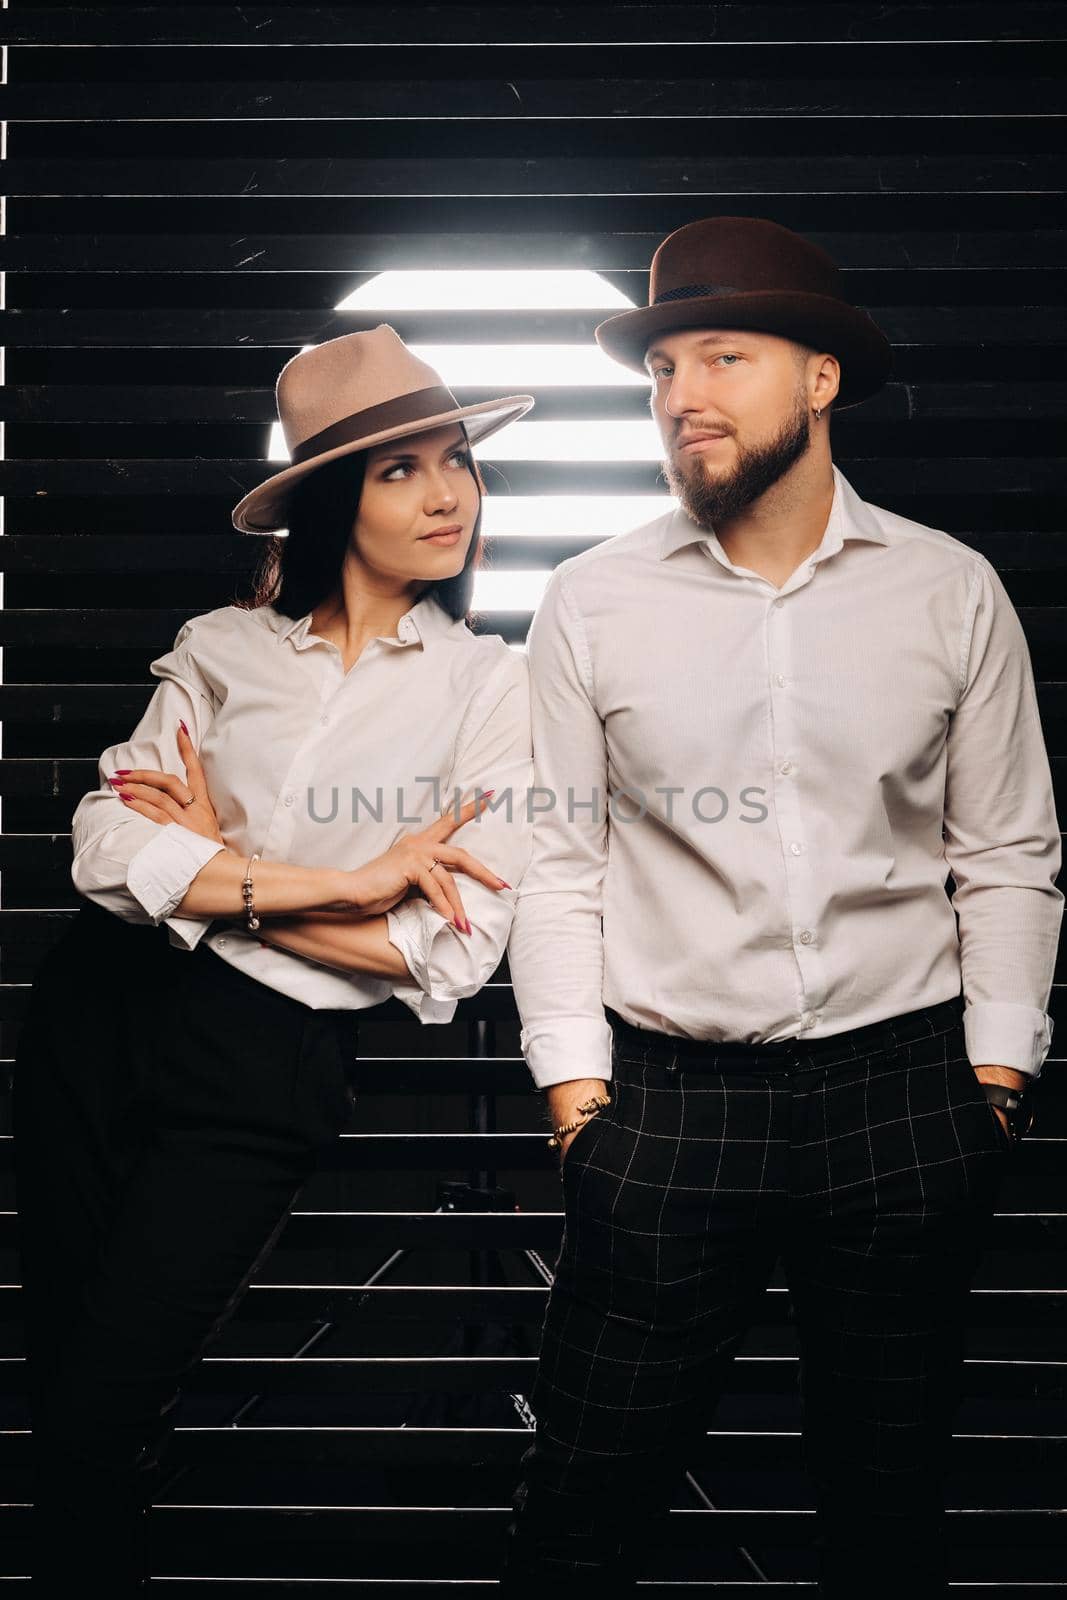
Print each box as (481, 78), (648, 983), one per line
(962, 1000), (1053, 1080)
(519, 1015), (615, 1090)
(384, 902), (464, 1023)
(126, 821), (227, 952)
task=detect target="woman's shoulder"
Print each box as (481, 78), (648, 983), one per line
(453, 629), (529, 691)
(166, 603), (277, 653)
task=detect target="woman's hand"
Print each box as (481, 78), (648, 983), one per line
(108, 719), (225, 845)
(349, 791), (512, 933)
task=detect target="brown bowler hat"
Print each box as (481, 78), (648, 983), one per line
(594, 216), (892, 409)
(232, 325), (535, 533)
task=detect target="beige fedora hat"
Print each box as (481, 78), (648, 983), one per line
(232, 324), (535, 533)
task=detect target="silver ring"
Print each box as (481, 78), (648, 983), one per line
(428, 857), (440, 870)
(181, 792), (196, 807)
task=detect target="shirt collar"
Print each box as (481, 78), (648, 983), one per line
(266, 591), (460, 652)
(657, 461), (891, 565)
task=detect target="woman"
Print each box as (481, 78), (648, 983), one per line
(12, 325), (536, 1593)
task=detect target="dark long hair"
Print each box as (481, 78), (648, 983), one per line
(241, 423), (486, 625)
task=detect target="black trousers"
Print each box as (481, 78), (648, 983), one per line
(12, 898), (364, 1594)
(498, 993), (1013, 1597)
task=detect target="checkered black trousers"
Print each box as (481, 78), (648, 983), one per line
(498, 992), (1013, 1597)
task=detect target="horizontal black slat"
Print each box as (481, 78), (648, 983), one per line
(0, 1281), (1063, 1326)
(0, 1586), (1057, 1600)
(2, 154), (1063, 200)
(5, 6), (1064, 47)
(5, 305), (1065, 348)
(6, 77), (1065, 123)
(1, 1354), (1064, 1401)
(5, 458), (1067, 505)
(10, 201), (1060, 262)
(0, 1504), (1062, 1563)
(10, 123), (1063, 169)
(7, 381), (1067, 424)
(0, 462), (663, 500)
(1, 1423), (1060, 1474)
(5, 230), (1065, 273)
(2, 386), (656, 425)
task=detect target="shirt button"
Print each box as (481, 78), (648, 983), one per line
(775, 673), (786, 687)
(773, 597), (785, 609)
(802, 1010), (816, 1028)
(217, 937), (227, 947)
(284, 792), (295, 807)
(320, 713), (330, 726)
(798, 929), (813, 944)
(790, 842), (804, 855)
(779, 760), (793, 775)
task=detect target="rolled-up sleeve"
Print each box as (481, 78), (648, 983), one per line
(70, 619), (227, 951)
(943, 558), (1064, 1077)
(505, 569), (614, 1090)
(385, 648), (533, 1020)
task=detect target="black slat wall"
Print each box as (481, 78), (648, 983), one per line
(1, 4), (1065, 1592)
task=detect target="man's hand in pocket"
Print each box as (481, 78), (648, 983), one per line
(545, 1078), (611, 1168)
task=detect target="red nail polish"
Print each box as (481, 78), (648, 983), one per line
(498, 879), (511, 889)
(120, 794), (133, 803)
(464, 918), (472, 935)
(113, 769), (131, 775)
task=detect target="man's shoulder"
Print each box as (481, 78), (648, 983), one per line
(860, 489), (986, 578)
(548, 506), (677, 591)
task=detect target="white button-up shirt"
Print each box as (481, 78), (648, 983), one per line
(70, 594), (533, 1020)
(507, 463), (1062, 1088)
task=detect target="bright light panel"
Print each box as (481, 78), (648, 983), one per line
(472, 570), (551, 612)
(337, 270), (634, 310)
(409, 343), (645, 387)
(480, 496), (672, 536)
(477, 419), (663, 461)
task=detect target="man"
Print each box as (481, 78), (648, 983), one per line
(498, 216), (1062, 1596)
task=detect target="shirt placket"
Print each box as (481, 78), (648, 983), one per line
(263, 639), (359, 859)
(761, 566), (829, 1035)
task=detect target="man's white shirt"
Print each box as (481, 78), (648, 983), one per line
(507, 462), (1063, 1088)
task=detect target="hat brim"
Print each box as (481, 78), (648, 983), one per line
(594, 291), (892, 410)
(231, 393), (535, 533)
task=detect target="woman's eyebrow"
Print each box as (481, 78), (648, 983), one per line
(374, 437), (468, 466)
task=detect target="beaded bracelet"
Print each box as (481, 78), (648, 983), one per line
(242, 852), (261, 931)
(546, 1092), (612, 1150)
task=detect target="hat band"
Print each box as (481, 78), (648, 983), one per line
(653, 283), (744, 304)
(289, 384), (459, 466)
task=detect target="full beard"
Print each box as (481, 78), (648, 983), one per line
(663, 389), (813, 532)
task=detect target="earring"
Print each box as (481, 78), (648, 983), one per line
(813, 407), (823, 420)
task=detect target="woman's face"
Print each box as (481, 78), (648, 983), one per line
(353, 423), (482, 585)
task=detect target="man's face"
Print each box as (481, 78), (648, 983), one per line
(646, 327), (831, 531)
